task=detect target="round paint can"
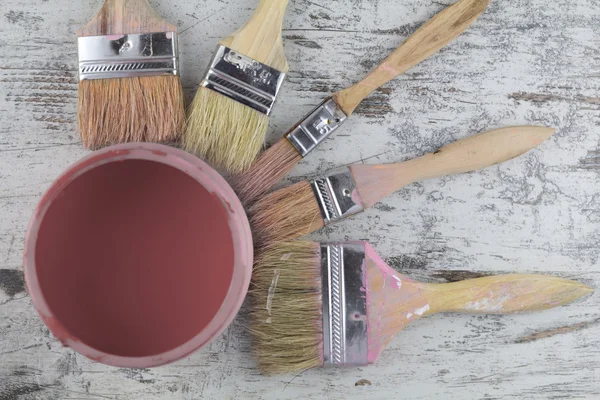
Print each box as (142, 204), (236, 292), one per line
(23, 143), (253, 368)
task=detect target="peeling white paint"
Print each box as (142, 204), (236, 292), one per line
(265, 269), (280, 319)
(464, 294), (512, 313)
(1, 0), (599, 398)
(414, 304), (431, 316)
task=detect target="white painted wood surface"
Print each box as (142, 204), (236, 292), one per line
(1, 0), (599, 398)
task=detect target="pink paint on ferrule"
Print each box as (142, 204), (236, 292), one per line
(23, 143), (253, 368)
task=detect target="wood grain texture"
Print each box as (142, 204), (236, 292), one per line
(77, 0), (177, 37)
(221, 0), (290, 71)
(1, 0), (600, 398)
(426, 274), (593, 313)
(351, 126), (554, 208)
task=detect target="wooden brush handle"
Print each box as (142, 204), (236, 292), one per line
(77, 0), (176, 37)
(386, 126), (553, 183)
(333, 0), (490, 115)
(425, 274), (593, 314)
(365, 247), (592, 361)
(220, 0), (290, 71)
(350, 126), (554, 208)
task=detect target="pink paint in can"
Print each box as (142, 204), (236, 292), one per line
(23, 143), (253, 368)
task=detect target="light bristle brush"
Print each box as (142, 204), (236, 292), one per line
(251, 241), (593, 375)
(77, 0), (185, 149)
(249, 126), (554, 248)
(233, 0), (491, 204)
(184, 0), (290, 173)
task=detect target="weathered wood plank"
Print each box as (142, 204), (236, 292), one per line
(1, 0), (599, 398)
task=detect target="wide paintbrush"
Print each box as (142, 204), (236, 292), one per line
(184, 0), (290, 173)
(249, 126), (554, 248)
(77, 0), (185, 149)
(251, 241), (593, 375)
(233, 0), (491, 204)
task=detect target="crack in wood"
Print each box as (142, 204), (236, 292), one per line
(430, 270), (494, 283)
(580, 149), (600, 170)
(515, 318), (600, 343)
(509, 92), (600, 106)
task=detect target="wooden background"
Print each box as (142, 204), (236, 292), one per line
(1, 0), (599, 398)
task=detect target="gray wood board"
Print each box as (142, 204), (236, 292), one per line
(1, 0), (599, 398)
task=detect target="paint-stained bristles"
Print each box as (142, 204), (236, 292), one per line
(184, 88), (269, 174)
(78, 76), (185, 149)
(232, 138), (302, 206)
(248, 181), (323, 248)
(250, 241), (324, 375)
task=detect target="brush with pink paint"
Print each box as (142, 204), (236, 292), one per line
(233, 0), (492, 205)
(248, 126), (555, 248)
(250, 241), (593, 375)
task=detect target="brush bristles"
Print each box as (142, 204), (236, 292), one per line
(250, 241), (324, 374)
(232, 139), (302, 206)
(248, 181), (324, 248)
(184, 88), (269, 173)
(78, 76), (185, 149)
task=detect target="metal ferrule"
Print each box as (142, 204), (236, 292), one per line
(311, 169), (364, 225)
(285, 98), (348, 157)
(321, 243), (368, 368)
(201, 45), (286, 116)
(78, 32), (179, 81)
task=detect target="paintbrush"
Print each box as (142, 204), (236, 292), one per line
(248, 126), (554, 247)
(251, 240), (593, 375)
(233, 0), (491, 204)
(184, 0), (290, 173)
(77, 0), (185, 149)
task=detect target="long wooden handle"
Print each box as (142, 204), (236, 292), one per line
(220, 0), (290, 71)
(333, 0), (490, 115)
(366, 250), (592, 361)
(350, 126), (555, 208)
(77, 0), (176, 37)
(425, 274), (593, 314)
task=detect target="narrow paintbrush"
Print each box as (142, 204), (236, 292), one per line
(249, 126), (554, 247)
(78, 0), (185, 149)
(251, 241), (593, 375)
(184, 0), (290, 173)
(233, 0), (491, 204)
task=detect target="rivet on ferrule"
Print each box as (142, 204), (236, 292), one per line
(321, 243), (368, 367)
(311, 169), (364, 224)
(201, 45), (286, 116)
(285, 98), (348, 157)
(78, 32), (179, 81)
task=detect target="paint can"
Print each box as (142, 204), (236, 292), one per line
(23, 143), (253, 368)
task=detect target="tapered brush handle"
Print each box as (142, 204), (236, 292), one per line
(350, 126), (554, 208)
(366, 244), (593, 364)
(426, 274), (593, 314)
(77, 0), (176, 37)
(221, 0), (290, 71)
(333, 0), (490, 115)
